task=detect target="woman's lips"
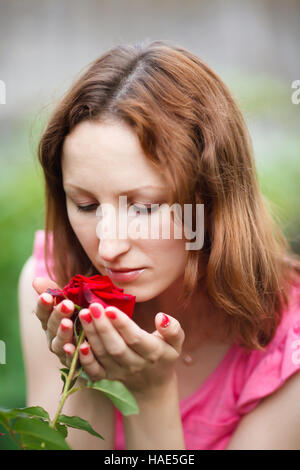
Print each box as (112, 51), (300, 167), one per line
(106, 268), (145, 282)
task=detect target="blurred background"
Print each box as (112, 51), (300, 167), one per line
(0, 0), (299, 449)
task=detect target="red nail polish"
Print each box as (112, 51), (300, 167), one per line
(105, 310), (117, 320)
(40, 294), (52, 305)
(60, 321), (70, 332)
(63, 344), (73, 355)
(80, 344), (89, 355)
(90, 305), (102, 319)
(61, 301), (72, 313)
(80, 312), (92, 324)
(160, 313), (170, 328)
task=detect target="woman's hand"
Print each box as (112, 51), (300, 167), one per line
(64, 303), (185, 396)
(32, 277), (76, 368)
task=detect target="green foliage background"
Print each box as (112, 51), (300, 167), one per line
(0, 112), (47, 448)
(0, 72), (299, 449)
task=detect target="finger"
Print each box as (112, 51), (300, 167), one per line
(47, 299), (75, 339)
(89, 304), (146, 367)
(32, 276), (62, 296)
(103, 305), (162, 364)
(63, 342), (76, 368)
(78, 308), (119, 369)
(155, 313), (185, 354)
(78, 342), (106, 383)
(35, 293), (54, 331)
(51, 318), (74, 357)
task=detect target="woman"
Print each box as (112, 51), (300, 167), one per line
(19, 40), (300, 450)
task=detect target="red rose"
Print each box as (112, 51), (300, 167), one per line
(46, 274), (136, 318)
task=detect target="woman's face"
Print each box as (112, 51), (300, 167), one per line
(61, 119), (187, 302)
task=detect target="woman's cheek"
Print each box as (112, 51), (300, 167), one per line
(158, 205), (183, 243)
(66, 206), (90, 241)
(141, 204), (171, 241)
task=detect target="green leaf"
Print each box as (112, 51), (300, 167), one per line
(14, 417), (71, 450)
(60, 368), (69, 393)
(20, 432), (69, 450)
(57, 414), (104, 440)
(69, 377), (78, 391)
(20, 434), (49, 450)
(10, 406), (50, 421)
(55, 422), (68, 439)
(71, 366), (83, 388)
(65, 387), (83, 398)
(60, 367), (82, 394)
(0, 406), (50, 431)
(60, 367), (69, 377)
(89, 380), (139, 416)
(0, 410), (10, 423)
(0, 411), (11, 430)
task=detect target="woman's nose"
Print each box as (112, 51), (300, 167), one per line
(98, 237), (130, 262)
(96, 202), (131, 260)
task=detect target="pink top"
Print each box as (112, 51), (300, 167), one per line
(32, 229), (300, 450)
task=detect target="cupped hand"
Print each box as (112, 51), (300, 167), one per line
(64, 303), (185, 395)
(32, 277), (76, 368)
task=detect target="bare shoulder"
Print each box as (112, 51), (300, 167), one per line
(18, 255), (35, 304)
(18, 255), (41, 336)
(226, 370), (300, 449)
(18, 255), (48, 346)
(18, 255), (43, 320)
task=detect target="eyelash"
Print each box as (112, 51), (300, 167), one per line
(76, 203), (160, 215)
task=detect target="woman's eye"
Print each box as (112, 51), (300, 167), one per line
(76, 204), (98, 213)
(76, 203), (160, 215)
(130, 204), (160, 216)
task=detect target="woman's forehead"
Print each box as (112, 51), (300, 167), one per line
(61, 121), (168, 194)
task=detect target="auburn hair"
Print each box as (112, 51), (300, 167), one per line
(38, 39), (300, 351)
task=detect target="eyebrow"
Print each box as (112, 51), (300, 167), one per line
(63, 184), (165, 196)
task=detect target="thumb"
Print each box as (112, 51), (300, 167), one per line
(155, 313), (185, 353)
(32, 276), (62, 296)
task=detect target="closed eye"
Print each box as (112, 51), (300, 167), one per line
(76, 204), (161, 215)
(76, 204), (98, 213)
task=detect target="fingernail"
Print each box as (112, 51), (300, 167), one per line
(80, 311), (93, 324)
(40, 293), (52, 305)
(63, 344), (73, 355)
(60, 300), (73, 313)
(105, 309), (117, 320)
(60, 319), (70, 332)
(90, 304), (102, 319)
(80, 344), (89, 355)
(160, 313), (170, 328)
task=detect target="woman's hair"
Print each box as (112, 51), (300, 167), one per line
(38, 39), (300, 351)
